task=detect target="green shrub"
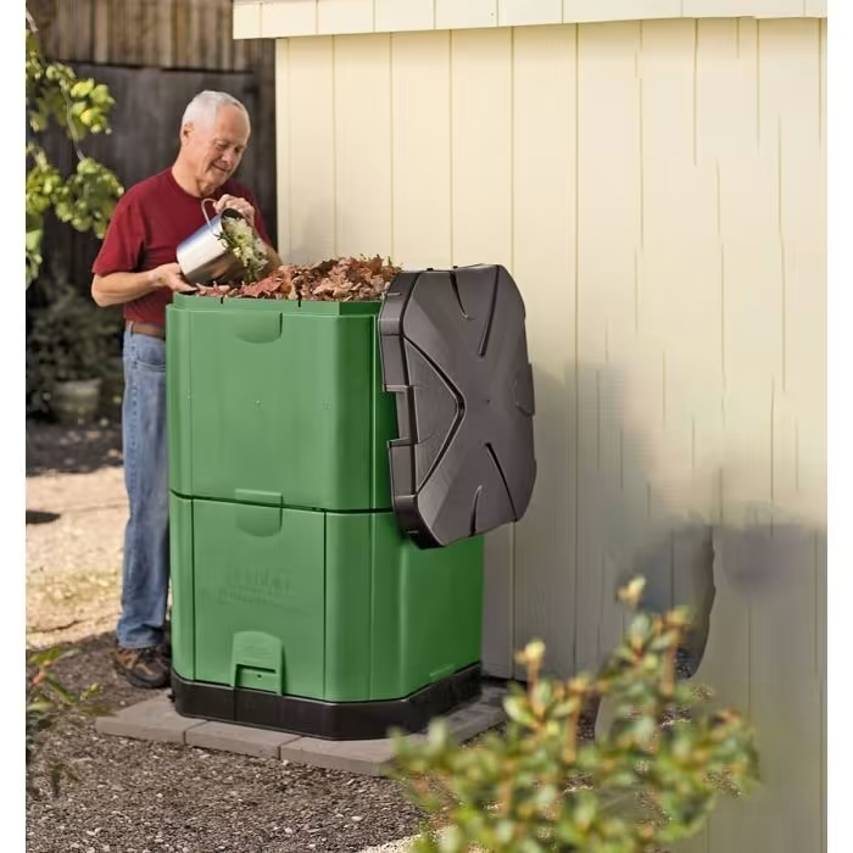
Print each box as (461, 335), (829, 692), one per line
(392, 578), (758, 852)
(26, 276), (122, 414)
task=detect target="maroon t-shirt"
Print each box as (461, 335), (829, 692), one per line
(92, 168), (272, 325)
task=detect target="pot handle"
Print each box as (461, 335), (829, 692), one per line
(201, 197), (218, 228)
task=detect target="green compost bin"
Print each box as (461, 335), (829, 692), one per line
(166, 293), (485, 739)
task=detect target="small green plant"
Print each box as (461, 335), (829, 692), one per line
(217, 213), (271, 284)
(25, 12), (123, 286)
(26, 646), (104, 799)
(392, 578), (758, 852)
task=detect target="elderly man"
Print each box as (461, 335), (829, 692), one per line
(91, 90), (279, 688)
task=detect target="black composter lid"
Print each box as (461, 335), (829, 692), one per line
(379, 265), (537, 548)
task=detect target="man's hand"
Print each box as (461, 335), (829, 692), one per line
(214, 194), (255, 227)
(151, 262), (196, 293)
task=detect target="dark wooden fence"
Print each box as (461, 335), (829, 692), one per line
(27, 0), (277, 291)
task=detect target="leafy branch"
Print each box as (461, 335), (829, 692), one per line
(26, 645), (106, 800)
(392, 577), (759, 852)
(25, 17), (123, 286)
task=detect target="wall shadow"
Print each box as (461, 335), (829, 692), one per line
(527, 361), (821, 684)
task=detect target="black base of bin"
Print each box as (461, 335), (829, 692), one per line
(170, 664), (482, 740)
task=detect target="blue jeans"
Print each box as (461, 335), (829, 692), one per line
(117, 328), (169, 648)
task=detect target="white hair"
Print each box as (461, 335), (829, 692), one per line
(181, 90), (250, 131)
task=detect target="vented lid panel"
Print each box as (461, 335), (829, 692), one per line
(379, 265), (537, 548)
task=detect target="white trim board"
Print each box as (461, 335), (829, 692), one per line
(233, 0), (827, 40)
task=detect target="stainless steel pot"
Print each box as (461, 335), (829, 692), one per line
(176, 198), (246, 284)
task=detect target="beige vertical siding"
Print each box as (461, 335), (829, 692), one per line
(511, 24), (578, 680)
(275, 18), (825, 852)
(390, 31), (452, 267)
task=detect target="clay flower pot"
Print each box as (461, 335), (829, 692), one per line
(50, 377), (102, 425)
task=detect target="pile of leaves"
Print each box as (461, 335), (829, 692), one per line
(392, 577), (759, 853)
(195, 255), (400, 302)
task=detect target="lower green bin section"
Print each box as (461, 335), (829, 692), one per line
(170, 493), (484, 705)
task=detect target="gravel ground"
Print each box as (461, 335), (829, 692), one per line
(26, 464), (125, 649)
(26, 420), (126, 650)
(25, 421), (426, 853)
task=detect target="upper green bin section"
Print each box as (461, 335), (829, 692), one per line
(166, 294), (397, 511)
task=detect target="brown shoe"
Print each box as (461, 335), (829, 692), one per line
(113, 645), (169, 689)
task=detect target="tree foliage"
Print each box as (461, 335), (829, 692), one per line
(25, 19), (123, 285)
(392, 578), (759, 852)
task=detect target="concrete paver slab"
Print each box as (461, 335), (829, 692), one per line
(95, 692), (205, 744)
(185, 720), (301, 758)
(280, 735), (419, 777)
(95, 683), (507, 776)
(280, 693), (506, 776)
